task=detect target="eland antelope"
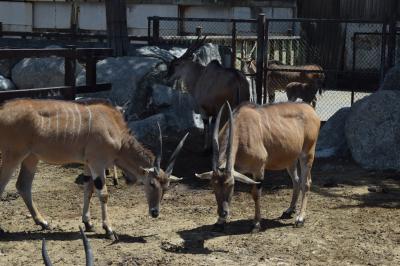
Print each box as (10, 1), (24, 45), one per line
(0, 99), (188, 239)
(195, 102), (320, 231)
(167, 37), (251, 151)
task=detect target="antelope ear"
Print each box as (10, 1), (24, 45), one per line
(233, 170), (260, 185)
(169, 175), (183, 182)
(195, 171), (213, 180)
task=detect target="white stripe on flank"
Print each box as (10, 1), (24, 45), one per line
(85, 106), (92, 136)
(68, 107), (76, 140)
(56, 108), (59, 139)
(74, 104), (82, 138)
(63, 106), (69, 142)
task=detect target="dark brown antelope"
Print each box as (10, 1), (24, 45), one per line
(167, 36), (251, 151)
(285, 81), (320, 108)
(0, 99), (188, 239)
(195, 101), (320, 231)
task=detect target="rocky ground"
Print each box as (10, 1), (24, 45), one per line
(0, 143), (399, 266)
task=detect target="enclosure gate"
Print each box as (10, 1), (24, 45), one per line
(0, 47), (112, 102)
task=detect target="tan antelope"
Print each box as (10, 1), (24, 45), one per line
(167, 37), (250, 151)
(195, 101), (320, 231)
(0, 99), (188, 239)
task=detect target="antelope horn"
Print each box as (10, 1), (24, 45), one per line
(165, 132), (189, 176)
(212, 103), (225, 172)
(79, 226), (94, 266)
(155, 122), (162, 175)
(249, 42), (257, 57)
(182, 35), (207, 58)
(225, 102), (234, 175)
(233, 170), (260, 185)
(42, 227), (94, 266)
(42, 239), (52, 266)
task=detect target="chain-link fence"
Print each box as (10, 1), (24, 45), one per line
(264, 19), (386, 120)
(148, 16), (393, 121)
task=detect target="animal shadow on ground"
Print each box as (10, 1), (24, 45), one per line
(164, 218), (290, 254)
(0, 230), (148, 244)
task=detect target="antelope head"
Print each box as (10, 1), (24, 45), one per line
(194, 103), (259, 225)
(141, 124), (189, 218)
(166, 36), (207, 83)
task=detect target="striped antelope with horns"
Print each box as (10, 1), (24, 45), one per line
(0, 99), (188, 239)
(167, 36), (251, 151)
(195, 101), (320, 231)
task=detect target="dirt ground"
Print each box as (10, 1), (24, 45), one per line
(0, 143), (399, 266)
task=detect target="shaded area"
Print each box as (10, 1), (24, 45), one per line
(163, 218), (291, 254)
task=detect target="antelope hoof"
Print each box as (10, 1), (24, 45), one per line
(105, 230), (118, 241)
(280, 210), (295, 220)
(213, 222), (225, 232)
(294, 219), (305, 228)
(251, 223), (261, 233)
(83, 222), (95, 232)
(39, 221), (51, 231)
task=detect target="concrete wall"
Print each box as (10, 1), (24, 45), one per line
(0, 1), (33, 31)
(0, 1), (295, 34)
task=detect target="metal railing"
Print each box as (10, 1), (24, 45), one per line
(0, 46), (113, 102)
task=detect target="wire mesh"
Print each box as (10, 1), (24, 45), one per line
(265, 19), (385, 120)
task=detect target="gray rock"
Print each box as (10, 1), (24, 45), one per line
(76, 56), (162, 106)
(128, 113), (167, 147)
(163, 91), (203, 134)
(0, 59), (19, 78)
(194, 43), (221, 66)
(151, 84), (177, 107)
(0, 75), (16, 91)
(12, 57), (82, 90)
(168, 47), (186, 58)
(380, 65), (400, 91)
(345, 90), (400, 171)
(133, 46), (175, 62)
(316, 107), (350, 158)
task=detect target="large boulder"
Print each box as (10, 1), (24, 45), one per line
(0, 58), (19, 78)
(0, 75), (16, 91)
(133, 46), (175, 62)
(76, 56), (162, 106)
(12, 57), (83, 90)
(316, 107), (350, 158)
(128, 113), (167, 147)
(345, 90), (400, 171)
(380, 65), (400, 91)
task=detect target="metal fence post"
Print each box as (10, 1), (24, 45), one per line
(86, 57), (97, 92)
(0, 22), (3, 37)
(147, 17), (152, 45)
(380, 22), (388, 85)
(256, 13), (265, 105)
(231, 22), (237, 68)
(64, 45), (77, 100)
(263, 19), (269, 104)
(152, 16), (160, 45)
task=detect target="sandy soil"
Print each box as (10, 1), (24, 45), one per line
(0, 145), (399, 266)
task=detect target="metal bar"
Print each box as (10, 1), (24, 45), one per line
(147, 17), (151, 45)
(266, 18), (386, 24)
(256, 13), (265, 105)
(86, 57), (97, 88)
(0, 84), (111, 103)
(149, 16), (257, 23)
(152, 16), (160, 44)
(231, 21), (237, 68)
(263, 19), (270, 104)
(0, 48), (112, 59)
(64, 45), (77, 100)
(380, 23), (388, 84)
